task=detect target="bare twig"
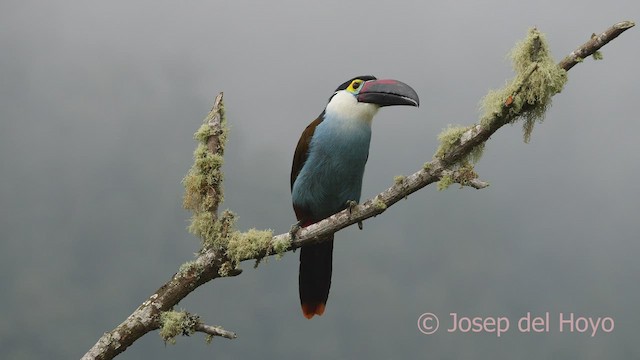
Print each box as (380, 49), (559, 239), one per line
(195, 324), (237, 340)
(558, 21), (635, 70)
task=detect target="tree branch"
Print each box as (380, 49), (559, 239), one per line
(253, 21), (635, 257)
(82, 95), (233, 360)
(558, 20), (635, 70)
(82, 21), (634, 359)
(203, 93), (225, 217)
(195, 324), (237, 340)
(157, 310), (237, 344)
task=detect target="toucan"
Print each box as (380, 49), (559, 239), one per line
(290, 75), (419, 319)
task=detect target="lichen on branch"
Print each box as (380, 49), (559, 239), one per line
(480, 28), (568, 142)
(435, 125), (485, 165)
(82, 22), (634, 360)
(181, 94), (280, 273)
(159, 311), (199, 344)
(182, 93), (228, 224)
(433, 28), (568, 190)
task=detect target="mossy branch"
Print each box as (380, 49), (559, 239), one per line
(82, 21), (634, 360)
(234, 21), (634, 258)
(82, 93), (239, 360)
(183, 92), (227, 222)
(159, 310), (236, 345)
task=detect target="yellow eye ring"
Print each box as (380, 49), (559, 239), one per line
(348, 80), (363, 93)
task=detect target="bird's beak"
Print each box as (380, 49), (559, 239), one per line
(357, 79), (420, 107)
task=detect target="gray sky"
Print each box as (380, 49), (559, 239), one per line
(1, 1), (638, 359)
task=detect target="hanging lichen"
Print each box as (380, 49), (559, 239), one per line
(435, 125), (485, 164)
(480, 28), (568, 143)
(181, 96), (279, 274)
(159, 311), (199, 344)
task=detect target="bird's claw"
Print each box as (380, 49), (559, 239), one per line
(346, 201), (363, 229)
(346, 200), (358, 215)
(289, 221), (302, 241)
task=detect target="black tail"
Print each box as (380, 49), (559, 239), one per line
(299, 237), (334, 319)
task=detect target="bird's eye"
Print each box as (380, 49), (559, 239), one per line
(351, 80), (361, 89)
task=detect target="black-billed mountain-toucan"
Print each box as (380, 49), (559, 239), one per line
(291, 75), (419, 319)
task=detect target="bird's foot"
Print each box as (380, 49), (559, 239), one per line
(289, 221), (302, 241)
(346, 200), (363, 230)
(346, 200), (359, 215)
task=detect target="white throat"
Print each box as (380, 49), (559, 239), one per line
(324, 91), (379, 125)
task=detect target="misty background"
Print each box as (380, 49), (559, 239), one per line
(1, 1), (638, 359)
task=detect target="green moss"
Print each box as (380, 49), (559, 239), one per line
(436, 125), (468, 159)
(182, 172), (204, 211)
(182, 143), (225, 215)
(195, 153), (224, 179)
(423, 162), (433, 171)
(194, 102), (228, 147)
(159, 311), (199, 344)
(178, 260), (202, 277)
(194, 123), (214, 143)
(183, 99), (230, 247)
(218, 262), (235, 277)
(272, 237), (292, 259)
(217, 102), (228, 146)
(437, 174), (453, 191)
(467, 142), (485, 164)
(480, 28), (567, 143)
(374, 197), (387, 211)
(480, 82), (516, 128)
(188, 206), (276, 270)
(189, 212), (221, 248)
(455, 163), (478, 186)
(592, 51), (603, 60)
(159, 311), (185, 344)
(182, 96), (279, 270)
(435, 125), (485, 164)
(226, 228), (274, 264)
(184, 96), (285, 271)
(394, 175), (405, 185)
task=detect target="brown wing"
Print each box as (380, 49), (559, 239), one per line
(290, 113), (324, 190)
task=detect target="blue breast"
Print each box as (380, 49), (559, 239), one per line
(292, 113), (372, 221)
